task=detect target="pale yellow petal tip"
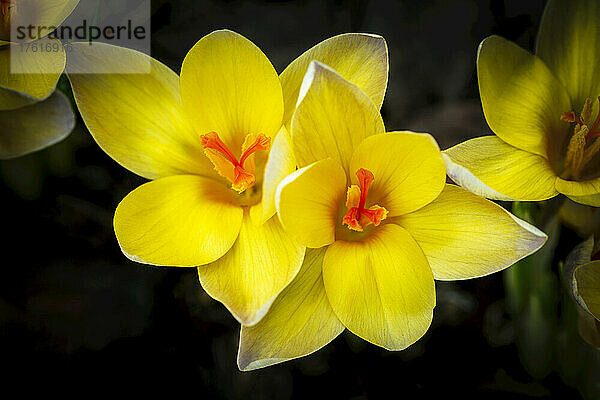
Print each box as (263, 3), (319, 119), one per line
(460, 203), (547, 280)
(510, 213), (548, 240)
(477, 35), (507, 59)
(572, 269), (594, 317)
(239, 296), (277, 327)
(280, 32), (388, 123)
(345, 310), (434, 352)
(118, 241), (199, 268)
(259, 206), (277, 226)
(117, 242), (158, 266)
(441, 151), (517, 201)
(191, 29), (249, 49)
(372, 304), (434, 351)
(0, 91), (75, 159)
(238, 327), (342, 371)
(114, 216), (220, 268)
(237, 350), (289, 371)
(296, 60), (345, 109)
(334, 32), (388, 56)
(237, 337), (340, 371)
(198, 273), (279, 326)
(237, 325), (342, 371)
(347, 32), (385, 40)
(466, 209), (548, 278)
(509, 212), (548, 250)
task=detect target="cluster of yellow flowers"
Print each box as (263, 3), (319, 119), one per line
(1, 0), (598, 370)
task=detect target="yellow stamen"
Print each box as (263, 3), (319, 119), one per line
(565, 125), (588, 178)
(583, 136), (600, 166)
(581, 98), (594, 125)
(561, 96), (600, 178)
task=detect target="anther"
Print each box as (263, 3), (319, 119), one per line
(561, 96), (600, 178)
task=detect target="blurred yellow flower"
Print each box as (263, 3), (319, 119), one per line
(66, 30), (390, 325)
(443, 0), (600, 207)
(0, 0), (78, 159)
(237, 62), (548, 370)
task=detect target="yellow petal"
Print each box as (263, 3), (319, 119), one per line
(0, 38), (65, 110)
(180, 30), (283, 153)
(237, 248), (344, 370)
(0, 90), (74, 159)
(349, 131), (446, 217)
(280, 33), (388, 127)
(565, 193), (600, 208)
(291, 61), (385, 172)
(477, 35), (571, 158)
(323, 224), (435, 350)
(395, 184), (547, 280)
(114, 175), (244, 267)
(537, 0), (600, 111)
(276, 158), (346, 248)
(443, 136), (559, 201)
(252, 126), (297, 224)
(67, 42), (214, 180)
(556, 176), (600, 202)
(4, 0), (79, 41)
(198, 210), (305, 326)
(574, 261), (600, 321)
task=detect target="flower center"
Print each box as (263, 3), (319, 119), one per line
(342, 168), (388, 232)
(0, 0), (16, 39)
(561, 97), (600, 179)
(201, 132), (271, 193)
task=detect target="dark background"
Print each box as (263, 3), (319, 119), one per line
(0, 0), (588, 398)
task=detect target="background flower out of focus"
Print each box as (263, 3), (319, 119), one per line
(0, 0), (590, 398)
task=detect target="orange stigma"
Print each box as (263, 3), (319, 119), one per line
(342, 168), (388, 232)
(201, 132), (271, 193)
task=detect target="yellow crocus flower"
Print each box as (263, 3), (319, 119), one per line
(443, 0), (600, 207)
(237, 61), (548, 370)
(0, 0), (78, 158)
(66, 30), (390, 325)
